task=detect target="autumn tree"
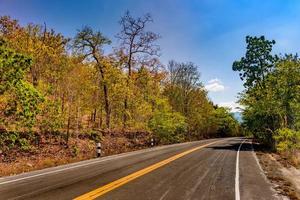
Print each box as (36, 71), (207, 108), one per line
(164, 60), (221, 139)
(166, 60), (202, 116)
(0, 16), (69, 88)
(0, 13), (242, 154)
(117, 11), (160, 128)
(74, 26), (112, 129)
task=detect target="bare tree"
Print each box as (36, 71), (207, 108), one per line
(117, 11), (160, 128)
(73, 26), (112, 129)
(168, 60), (201, 116)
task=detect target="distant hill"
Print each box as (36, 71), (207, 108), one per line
(232, 112), (243, 123)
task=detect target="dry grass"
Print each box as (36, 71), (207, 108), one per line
(273, 150), (300, 169)
(0, 138), (95, 176)
(0, 131), (152, 177)
(256, 150), (300, 200)
(289, 151), (300, 168)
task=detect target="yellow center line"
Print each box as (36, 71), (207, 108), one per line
(74, 140), (222, 200)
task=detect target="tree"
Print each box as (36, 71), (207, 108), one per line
(233, 36), (300, 148)
(233, 36), (278, 90)
(0, 39), (43, 129)
(166, 60), (202, 116)
(214, 107), (239, 137)
(117, 11), (160, 128)
(149, 99), (187, 143)
(0, 16), (69, 88)
(0, 13), (244, 155)
(271, 55), (300, 129)
(164, 60), (221, 139)
(74, 26), (112, 129)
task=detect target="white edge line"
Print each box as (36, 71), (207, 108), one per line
(0, 138), (224, 185)
(0, 153), (134, 185)
(251, 141), (265, 175)
(0, 143), (183, 185)
(250, 140), (280, 199)
(0, 142), (188, 184)
(235, 139), (246, 200)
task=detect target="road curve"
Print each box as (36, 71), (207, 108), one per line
(0, 137), (277, 200)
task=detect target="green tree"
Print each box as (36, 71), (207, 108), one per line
(233, 36), (300, 149)
(74, 26), (112, 129)
(164, 60), (220, 139)
(149, 99), (187, 143)
(0, 39), (43, 129)
(214, 107), (239, 137)
(233, 36), (278, 90)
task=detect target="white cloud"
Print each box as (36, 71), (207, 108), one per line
(218, 101), (244, 112)
(205, 78), (225, 92)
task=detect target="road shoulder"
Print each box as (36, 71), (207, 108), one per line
(239, 140), (282, 200)
(255, 145), (300, 200)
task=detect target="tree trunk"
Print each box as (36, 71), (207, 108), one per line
(31, 66), (39, 87)
(123, 98), (128, 129)
(76, 105), (80, 137)
(93, 109), (97, 122)
(97, 64), (110, 129)
(66, 109), (71, 147)
(123, 53), (132, 129)
(103, 84), (111, 129)
(61, 93), (65, 112)
(99, 108), (103, 129)
(93, 54), (111, 130)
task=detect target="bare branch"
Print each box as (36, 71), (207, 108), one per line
(116, 11), (160, 75)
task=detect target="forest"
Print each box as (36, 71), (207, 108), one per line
(0, 12), (240, 170)
(233, 36), (300, 166)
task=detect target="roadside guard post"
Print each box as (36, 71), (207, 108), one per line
(96, 142), (101, 157)
(151, 138), (154, 147)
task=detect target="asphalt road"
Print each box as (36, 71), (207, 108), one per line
(0, 137), (278, 200)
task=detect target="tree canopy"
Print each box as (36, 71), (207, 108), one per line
(233, 35), (300, 152)
(0, 14), (240, 154)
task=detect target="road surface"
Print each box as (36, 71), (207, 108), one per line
(0, 137), (278, 200)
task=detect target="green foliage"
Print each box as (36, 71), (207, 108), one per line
(164, 60), (238, 139)
(233, 36), (300, 151)
(73, 26), (112, 129)
(149, 99), (187, 143)
(0, 131), (18, 151)
(274, 128), (300, 152)
(71, 145), (80, 157)
(39, 99), (63, 134)
(233, 36), (278, 89)
(18, 138), (31, 151)
(89, 130), (103, 143)
(0, 39), (31, 94)
(214, 107), (239, 137)
(0, 131), (31, 152)
(0, 40), (43, 129)
(14, 81), (43, 127)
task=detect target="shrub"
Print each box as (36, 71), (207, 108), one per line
(18, 138), (31, 151)
(0, 131), (32, 152)
(149, 99), (187, 143)
(274, 128), (300, 152)
(71, 145), (79, 157)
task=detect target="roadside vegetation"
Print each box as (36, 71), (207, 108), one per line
(0, 13), (240, 175)
(233, 36), (300, 167)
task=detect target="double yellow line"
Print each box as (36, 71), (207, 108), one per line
(74, 140), (221, 200)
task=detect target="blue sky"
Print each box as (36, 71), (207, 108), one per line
(1, 0), (300, 111)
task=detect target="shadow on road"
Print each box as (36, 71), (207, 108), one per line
(206, 142), (253, 152)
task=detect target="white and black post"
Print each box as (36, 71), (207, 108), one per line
(96, 142), (101, 157)
(151, 138), (154, 147)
